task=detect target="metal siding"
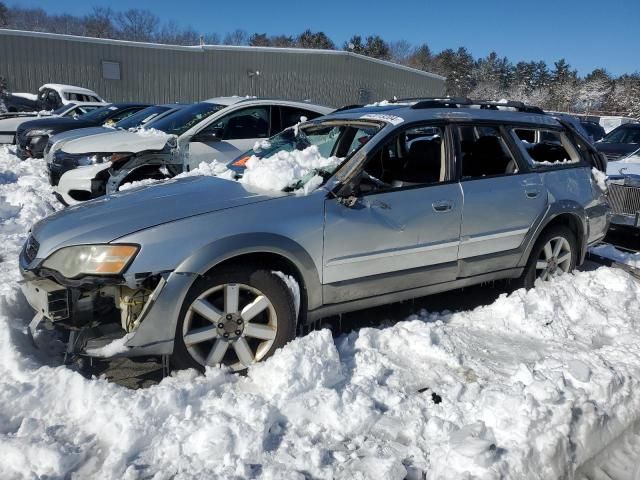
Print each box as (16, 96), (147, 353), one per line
(0, 30), (445, 106)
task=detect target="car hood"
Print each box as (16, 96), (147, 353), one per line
(19, 117), (96, 134)
(31, 176), (283, 258)
(607, 150), (640, 176)
(595, 142), (639, 156)
(59, 129), (170, 155)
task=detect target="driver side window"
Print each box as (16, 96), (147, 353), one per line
(208, 106), (271, 140)
(361, 125), (447, 191)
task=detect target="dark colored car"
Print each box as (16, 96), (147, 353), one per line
(580, 121), (606, 142)
(595, 123), (640, 161)
(15, 103), (150, 159)
(3, 93), (39, 113)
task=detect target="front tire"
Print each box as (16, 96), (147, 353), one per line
(171, 265), (296, 373)
(520, 225), (577, 289)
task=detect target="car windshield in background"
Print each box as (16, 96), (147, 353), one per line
(77, 105), (118, 122)
(150, 103), (224, 135)
(601, 125), (640, 144)
(115, 105), (171, 130)
(229, 121), (381, 189)
(52, 104), (71, 115)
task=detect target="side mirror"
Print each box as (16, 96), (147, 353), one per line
(192, 127), (223, 143)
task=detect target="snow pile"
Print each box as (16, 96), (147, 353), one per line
(133, 127), (172, 140)
(120, 146), (338, 196)
(591, 167), (608, 191)
(118, 161), (235, 191)
(590, 244), (640, 268)
(4, 147), (640, 478)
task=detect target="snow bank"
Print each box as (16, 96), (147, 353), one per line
(3, 147), (640, 478)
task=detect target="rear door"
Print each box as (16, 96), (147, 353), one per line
(323, 124), (463, 303)
(455, 124), (547, 276)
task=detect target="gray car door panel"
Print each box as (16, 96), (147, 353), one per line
(322, 183), (463, 294)
(458, 173), (548, 264)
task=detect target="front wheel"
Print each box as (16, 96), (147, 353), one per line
(171, 266), (297, 373)
(520, 225), (577, 289)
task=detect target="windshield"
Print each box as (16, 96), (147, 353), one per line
(77, 105), (118, 122)
(115, 105), (171, 130)
(602, 125), (640, 144)
(149, 102), (224, 135)
(229, 121), (381, 192)
(52, 104), (71, 115)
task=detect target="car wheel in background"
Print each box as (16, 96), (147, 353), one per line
(171, 265), (297, 373)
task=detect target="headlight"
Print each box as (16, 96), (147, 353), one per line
(27, 129), (54, 137)
(76, 152), (132, 166)
(42, 244), (139, 278)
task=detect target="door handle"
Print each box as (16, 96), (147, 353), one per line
(525, 189), (540, 198)
(432, 200), (453, 212)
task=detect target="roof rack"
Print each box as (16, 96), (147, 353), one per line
(402, 97), (544, 114)
(333, 104), (364, 112)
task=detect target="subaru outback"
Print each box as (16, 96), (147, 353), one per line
(20, 98), (610, 372)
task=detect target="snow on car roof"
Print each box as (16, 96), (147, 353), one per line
(39, 83), (103, 98)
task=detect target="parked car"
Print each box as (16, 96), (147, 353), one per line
(581, 120), (606, 142)
(15, 103), (150, 159)
(20, 98), (609, 372)
(45, 104), (188, 201)
(0, 102), (104, 144)
(606, 147), (640, 229)
(6, 84), (105, 112)
(596, 122), (640, 161)
(49, 97), (332, 204)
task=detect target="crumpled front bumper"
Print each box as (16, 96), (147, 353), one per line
(19, 265), (197, 358)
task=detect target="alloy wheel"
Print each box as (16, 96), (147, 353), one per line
(535, 236), (572, 281)
(182, 283), (278, 371)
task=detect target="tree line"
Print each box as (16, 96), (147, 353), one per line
(0, 3), (638, 117)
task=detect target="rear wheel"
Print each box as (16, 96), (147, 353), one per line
(171, 266), (296, 372)
(520, 225), (577, 289)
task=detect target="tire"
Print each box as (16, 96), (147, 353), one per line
(171, 265), (297, 373)
(520, 225), (577, 289)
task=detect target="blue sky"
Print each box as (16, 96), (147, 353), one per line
(13, 0), (640, 76)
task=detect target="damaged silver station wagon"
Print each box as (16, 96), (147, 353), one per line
(20, 98), (610, 372)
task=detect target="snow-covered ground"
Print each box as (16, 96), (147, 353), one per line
(2, 146), (640, 479)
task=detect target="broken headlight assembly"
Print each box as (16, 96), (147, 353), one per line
(77, 152), (132, 166)
(41, 244), (139, 278)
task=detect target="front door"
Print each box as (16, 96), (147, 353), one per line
(322, 124), (463, 303)
(187, 106), (271, 169)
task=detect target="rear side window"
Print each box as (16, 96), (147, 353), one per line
(512, 128), (581, 166)
(457, 125), (519, 179)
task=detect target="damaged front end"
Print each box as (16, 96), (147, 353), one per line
(19, 237), (169, 361)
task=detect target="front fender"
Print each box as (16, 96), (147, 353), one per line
(176, 232), (322, 309)
(124, 233), (322, 352)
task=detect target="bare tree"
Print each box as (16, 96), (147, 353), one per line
(0, 1), (9, 27)
(84, 7), (115, 38)
(114, 9), (159, 42)
(389, 40), (412, 64)
(223, 29), (249, 46)
(249, 33), (270, 47)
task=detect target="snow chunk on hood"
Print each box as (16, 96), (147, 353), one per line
(120, 145), (339, 196)
(239, 145), (340, 193)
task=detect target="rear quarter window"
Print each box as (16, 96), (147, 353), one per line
(511, 127), (582, 167)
